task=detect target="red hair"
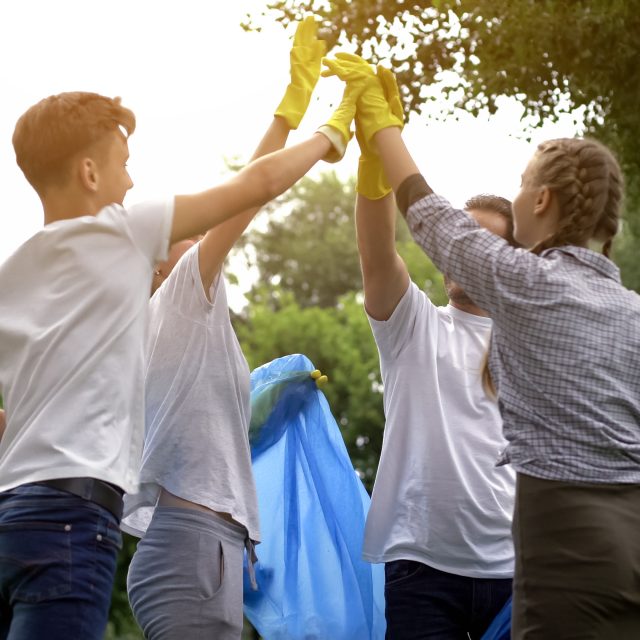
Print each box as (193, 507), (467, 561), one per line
(13, 92), (135, 193)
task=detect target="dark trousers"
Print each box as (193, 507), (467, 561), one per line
(384, 560), (512, 639)
(512, 473), (640, 640)
(0, 484), (122, 640)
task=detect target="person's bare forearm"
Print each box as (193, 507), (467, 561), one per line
(356, 192), (409, 320)
(172, 133), (331, 244)
(0, 409), (6, 442)
(197, 116), (292, 292)
(356, 192), (400, 273)
(250, 116), (290, 162)
(247, 132), (332, 201)
(374, 127), (421, 197)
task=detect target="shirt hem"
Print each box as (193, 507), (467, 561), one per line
(362, 550), (514, 579)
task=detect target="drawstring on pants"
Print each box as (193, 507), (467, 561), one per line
(245, 538), (258, 590)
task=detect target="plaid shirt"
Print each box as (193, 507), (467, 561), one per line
(406, 192), (640, 483)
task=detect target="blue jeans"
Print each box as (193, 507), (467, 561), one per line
(384, 560), (512, 640)
(0, 484), (122, 640)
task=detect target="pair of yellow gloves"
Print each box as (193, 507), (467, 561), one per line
(274, 17), (404, 200)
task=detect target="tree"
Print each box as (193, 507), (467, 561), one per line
(237, 172), (362, 308)
(236, 171), (447, 310)
(246, 0), (640, 290)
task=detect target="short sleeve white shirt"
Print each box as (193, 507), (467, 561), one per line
(363, 282), (515, 578)
(0, 200), (173, 494)
(122, 244), (260, 541)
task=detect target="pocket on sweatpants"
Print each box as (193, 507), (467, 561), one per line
(0, 521), (72, 603)
(197, 534), (225, 600)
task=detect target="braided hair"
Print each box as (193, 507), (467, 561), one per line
(482, 137), (624, 398)
(528, 138), (623, 258)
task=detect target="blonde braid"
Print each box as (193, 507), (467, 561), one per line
(594, 152), (624, 258)
(529, 138), (623, 256)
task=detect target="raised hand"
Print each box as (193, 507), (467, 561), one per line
(322, 53), (403, 141)
(275, 16), (327, 129)
(316, 81), (364, 163)
(377, 66), (404, 126)
(323, 53), (403, 197)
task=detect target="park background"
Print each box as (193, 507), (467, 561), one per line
(0, 1), (638, 638)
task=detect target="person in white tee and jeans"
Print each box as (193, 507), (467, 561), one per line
(356, 189), (517, 639)
(0, 25), (356, 639)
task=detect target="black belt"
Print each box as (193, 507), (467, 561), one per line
(36, 477), (124, 521)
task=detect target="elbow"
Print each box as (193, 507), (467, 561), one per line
(245, 157), (284, 205)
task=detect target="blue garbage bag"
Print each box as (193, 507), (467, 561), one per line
(243, 354), (385, 640)
(481, 596), (511, 640)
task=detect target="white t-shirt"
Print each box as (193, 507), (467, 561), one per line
(363, 282), (515, 578)
(122, 244), (260, 541)
(0, 200), (173, 494)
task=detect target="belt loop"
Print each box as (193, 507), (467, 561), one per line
(245, 538), (258, 591)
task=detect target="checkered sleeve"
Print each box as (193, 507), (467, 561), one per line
(404, 193), (546, 318)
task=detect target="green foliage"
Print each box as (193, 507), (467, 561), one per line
(252, 1), (638, 131)
(237, 172), (362, 308)
(248, 0), (640, 291)
(236, 171), (446, 309)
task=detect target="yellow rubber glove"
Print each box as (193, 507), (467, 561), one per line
(356, 66), (405, 199)
(322, 53), (403, 145)
(316, 82), (363, 163)
(378, 66), (404, 128)
(275, 16), (327, 130)
(310, 369), (329, 388)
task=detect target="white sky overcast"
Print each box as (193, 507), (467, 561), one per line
(0, 0), (583, 307)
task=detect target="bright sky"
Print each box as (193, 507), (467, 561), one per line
(0, 0), (583, 306)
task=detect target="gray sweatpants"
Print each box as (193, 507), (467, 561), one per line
(127, 506), (253, 640)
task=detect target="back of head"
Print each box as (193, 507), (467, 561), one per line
(465, 193), (519, 247)
(528, 138), (623, 257)
(12, 92), (136, 195)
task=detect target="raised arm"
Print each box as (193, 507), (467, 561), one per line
(196, 118), (290, 295)
(373, 127), (421, 199)
(171, 133), (332, 245)
(196, 17), (326, 294)
(169, 24), (358, 253)
(352, 65), (409, 319)
(322, 54), (422, 211)
(356, 193), (409, 320)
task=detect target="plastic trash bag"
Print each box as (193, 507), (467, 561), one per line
(481, 596), (511, 640)
(243, 353), (385, 640)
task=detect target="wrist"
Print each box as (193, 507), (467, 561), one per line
(316, 125), (347, 163)
(275, 84), (312, 130)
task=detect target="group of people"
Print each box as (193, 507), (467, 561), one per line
(0, 15), (638, 640)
